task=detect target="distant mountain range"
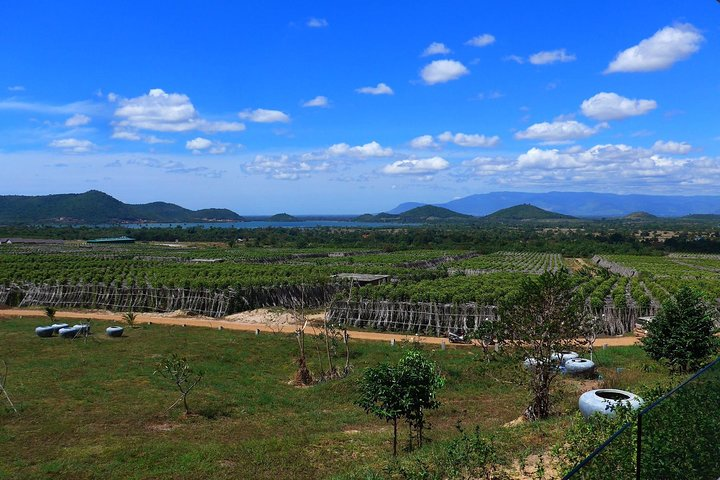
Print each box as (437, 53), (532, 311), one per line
(0, 190), (243, 224)
(388, 192), (720, 217)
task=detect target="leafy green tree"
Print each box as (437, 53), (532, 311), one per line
(396, 349), (445, 448)
(357, 349), (444, 455)
(496, 269), (589, 420)
(356, 363), (405, 456)
(44, 307), (56, 323)
(642, 286), (718, 372)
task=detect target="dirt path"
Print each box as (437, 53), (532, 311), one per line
(0, 308), (641, 347)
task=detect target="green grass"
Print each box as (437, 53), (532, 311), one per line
(0, 316), (671, 479)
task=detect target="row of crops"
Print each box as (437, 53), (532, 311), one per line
(599, 254), (720, 303)
(448, 251), (563, 275)
(3, 244), (717, 317)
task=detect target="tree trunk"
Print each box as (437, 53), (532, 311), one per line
(393, 417), (398, 457)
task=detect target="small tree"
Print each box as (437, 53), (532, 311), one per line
(642, 286), (718, 372)
(397, 349), (444, 448)
(45, 307), (56, 323)
(357, 363), (405, 456)
(497, 269), (589, 420)
(357, 349), (444, 455)
(154, 354), (203, 415)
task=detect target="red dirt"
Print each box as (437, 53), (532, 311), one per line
(0, 308), (641, 347)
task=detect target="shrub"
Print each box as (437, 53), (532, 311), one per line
(642, 286), (718, 372)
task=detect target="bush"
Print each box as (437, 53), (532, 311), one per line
(642, 286), (718, 372)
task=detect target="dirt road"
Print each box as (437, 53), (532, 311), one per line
(0, 308), (641, 347)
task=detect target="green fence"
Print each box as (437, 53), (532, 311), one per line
(564, 357), (720, 479)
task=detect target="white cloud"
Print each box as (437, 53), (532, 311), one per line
(245, 154), (330, 180)
(307, 18), (328, 28)
(185, 137), (212, 150)
(239, 108), (290, 123)
(302, 95), (329, 107)
(382, 156), (449, 175)
(185, 137), (227, 154)
(7, 85), (25, 92)
(580, 92), (657, 121)
(606, 23), (703, 73)
(49, 138), (95, 153)
(517, 147), (583, 169)
(422, 42), (451, 56)
(515, 120), (607, 144)
(528, 49), (576, 65)
(437, 131), (500, 148)
(465, 34), (495, 47)
(327, 141), (392, 158)
(114, 89), (245, 133)
(0, 99), (99, 116)
(652, 140), (692, 155)
(410, 135), (438, 149)
(111, 130), (141, 141)
(111, 129), (172, 144)
(420, 60), (469, 85)
(65, 114), (91, 127)
(356, 83), (394, 95)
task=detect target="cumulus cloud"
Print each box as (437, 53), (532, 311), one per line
(606, 24), (703, 73)
(652, 140), (692, 155)
(528, 49), (576, 65)
(382, 156), (449, 175)
(517, 147), (583, 169)
(515, 120), (607, 144)
(356, 83), (394, 95)
(245, 154), (330, 180)
(420, 60), (469, 85)
(307, 18), (328, 28)
(65, 114), (91, 127)
(422, 42), (451, 56)
(49, 138), (95, 153)
(327, 141), (392, 158)
(302, 95), (329, 107)
(580, 92), (657, 121)
(239, 108), (290, 123)
(185, 137), (227, 154)
(465, 34), (495, 47)
(114, 89), (245, 133)
(410, 135), (438, 149)
(437, 131), (500, 147)
(456, 142), (716, 189)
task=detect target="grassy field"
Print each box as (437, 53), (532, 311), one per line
(0, 316), (672, 479)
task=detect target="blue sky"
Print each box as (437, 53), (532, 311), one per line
(1, 1), (719, 214)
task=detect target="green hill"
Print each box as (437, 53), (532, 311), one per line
(486, 204), (574, 220)
(0, 190), (243, 225)
(398, 205), (473, 221)
(268, 213), (299, 222)
(355, 205), (472, 223)
(623, 211), (658, 220)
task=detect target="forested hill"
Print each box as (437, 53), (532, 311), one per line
(486, 204), (574, 220)
(355, 205), (473, 223)
(0, 190), (243, 225)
